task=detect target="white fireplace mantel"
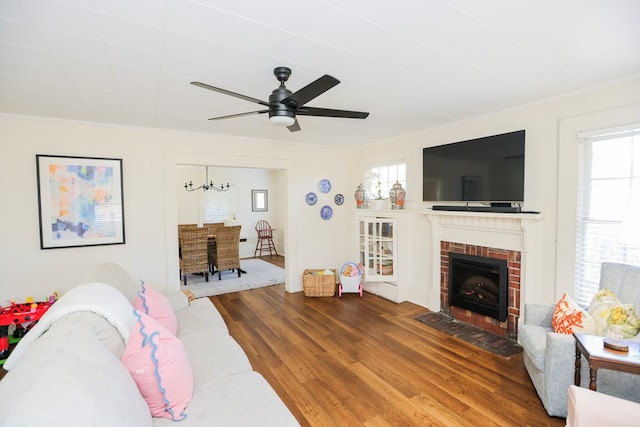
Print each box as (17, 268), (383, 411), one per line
(422, 209), (544, 318)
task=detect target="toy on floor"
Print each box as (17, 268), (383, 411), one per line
(339, 262), (363, 297)
(0, 293), (58, 362)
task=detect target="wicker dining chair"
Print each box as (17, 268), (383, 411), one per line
(178, 223), (199, 234)
(254, 220), (277, 257)
(179, 227), (209, 286)
(203, 222), (224, 273)
(177, 224), (199, 248)
(203, 222), (224, 237)
(210, 225), (242, 280)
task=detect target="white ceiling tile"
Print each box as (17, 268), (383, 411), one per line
(220, 17), (289, 56)
(121, 93), (158, 114)
(162, 31), (220, 64)
(0, 19), (48, 49)
(192, 0), (321, 32)
(0, 97), (57, 116)
(76, 84), (121, 103)
(38, 28), (110, 61)
(290, 3), (379, 54)
(96, 13), (164, 52)
(0, 73), (36, 94)
(106, 44), (162, 73)
(165, 0), (234, 41)
(25, 79), (78, 100)
(0, 43), (58, 69)
(56, 55), (115, 86)
(1, 1), (640, 147)
(86, 0), (169, 28)
(210, 47), (279, 90)
(112, 65), (160, 90)
(160, 54), (226, 82)
(20, 0), (102, 39)
(321, 0), (453, 32)
(42, 92), (85, 107)
(1, 59), (69, 84)
(0, 1), (30, 22)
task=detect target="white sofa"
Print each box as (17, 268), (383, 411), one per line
(0, 262), (299, 427)
(566, 385), (640, 426)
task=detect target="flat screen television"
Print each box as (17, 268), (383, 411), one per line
(422, 130), (525, 203)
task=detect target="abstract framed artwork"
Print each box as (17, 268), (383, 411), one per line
(36, 155), (125, 249)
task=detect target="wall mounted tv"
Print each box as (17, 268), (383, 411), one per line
(422, 130), (525, 203)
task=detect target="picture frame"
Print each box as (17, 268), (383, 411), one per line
(252, 189), (268, 212)
(36, 154), (125, 249)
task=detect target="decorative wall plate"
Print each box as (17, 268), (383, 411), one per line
(334, 193), (344, 205)
(306, 192), (318, 206)
(318, 178), (332, 194)
(320, 205), (333, 220)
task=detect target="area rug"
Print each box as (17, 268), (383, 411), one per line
(181, 258), (285, 298)
(415, 311), (523, 358)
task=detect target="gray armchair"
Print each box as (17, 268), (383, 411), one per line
(519, 262), (640, 417)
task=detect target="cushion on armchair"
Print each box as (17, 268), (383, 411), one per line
(588, 288), (640, 339)
(518, 324), (551, 371)
(551, 293), (595, 335)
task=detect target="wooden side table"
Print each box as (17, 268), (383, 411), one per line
(573, 333), (640, 391)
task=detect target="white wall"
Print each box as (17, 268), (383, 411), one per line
(355, 77), (640, 311)
(0, 116), (354, 303)
(2, 77), (639, 309)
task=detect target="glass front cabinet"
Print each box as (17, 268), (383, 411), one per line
(357, 214), (402, 301)
(359, 217), (397, 281)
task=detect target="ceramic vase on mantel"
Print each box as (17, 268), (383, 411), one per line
(389, 181), (406, 209)
(354, 183), (366, 208)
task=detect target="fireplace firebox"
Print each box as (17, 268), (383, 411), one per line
(448, 253), (508, 322)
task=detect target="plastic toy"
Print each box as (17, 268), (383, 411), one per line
(338, 262), (364, 297)
(0, 293), (58, 362)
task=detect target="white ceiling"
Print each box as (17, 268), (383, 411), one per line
(1, 0), (640, 148)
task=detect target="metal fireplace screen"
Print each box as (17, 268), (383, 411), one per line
(448, 252), (508, 322)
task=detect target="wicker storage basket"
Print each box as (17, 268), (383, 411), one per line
(302, 269), (337, 297)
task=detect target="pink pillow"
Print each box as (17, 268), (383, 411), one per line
(133, 281), (178, 335)
(122, 310), (193, 420)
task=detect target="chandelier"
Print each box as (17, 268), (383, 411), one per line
(184, 168), (230, 192)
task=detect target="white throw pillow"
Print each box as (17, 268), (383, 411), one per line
(552, 293), (595, 335)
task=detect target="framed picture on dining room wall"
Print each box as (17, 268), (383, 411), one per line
(252, 189), (268, 212)
(36, 154), (125, 249)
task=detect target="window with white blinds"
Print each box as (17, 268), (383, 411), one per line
(575, 123), (640, 307)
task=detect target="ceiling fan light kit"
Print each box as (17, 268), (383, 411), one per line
(269, 114), (295, 127)
(191, 66), (369, 133)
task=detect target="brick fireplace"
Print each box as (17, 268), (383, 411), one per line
(440, 241), (521, 338)
(424, 210), (543, 340)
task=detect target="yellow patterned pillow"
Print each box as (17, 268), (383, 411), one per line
(587, 288), (640, 339)
(552, 293), (595, 334)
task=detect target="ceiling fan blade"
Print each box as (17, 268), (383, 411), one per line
(287, 119), (301, 132)
(281, 75), (340, 108)
(208, 110), (269, 121)
(296, 106), (369, 119)
(191, 82), (269, 107)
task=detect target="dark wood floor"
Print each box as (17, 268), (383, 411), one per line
(210, 255), (564, 427)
